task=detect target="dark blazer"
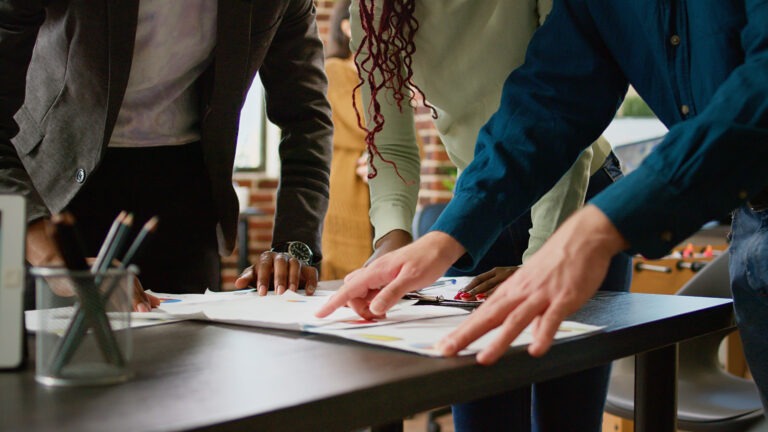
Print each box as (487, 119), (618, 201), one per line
(0, 0), (333, 258)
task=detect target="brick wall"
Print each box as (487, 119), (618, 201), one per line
(224, 0), (451, 288)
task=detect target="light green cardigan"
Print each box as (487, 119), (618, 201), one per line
(351, 0), (612, 262)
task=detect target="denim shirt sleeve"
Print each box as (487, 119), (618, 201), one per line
(591, 0), (768, 258)
(430, 0), (628, 269)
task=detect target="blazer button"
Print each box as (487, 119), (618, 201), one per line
(75, 168), (86, 184)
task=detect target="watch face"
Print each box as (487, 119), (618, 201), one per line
(288, 242), (313, 264)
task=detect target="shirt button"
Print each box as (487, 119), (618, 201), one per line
(660, 230), (673, 242)
(670, 34), (681, 46)
(680, 104), (690, 116)
(75, 168), (86, 184)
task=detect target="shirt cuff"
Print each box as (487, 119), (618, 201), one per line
(590, 167), (685, 258)
(371, 205), (415, 246)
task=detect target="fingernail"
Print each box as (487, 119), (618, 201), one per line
(370, 303), (384, 316)
(459, 292), (473, 300)
(306, 284), (316, 295)
(476, 293), (486, 300)
(277, 285), (285, 294)
(453, 293), (463, 300)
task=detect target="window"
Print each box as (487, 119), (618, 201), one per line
(235, 74), (281, 175)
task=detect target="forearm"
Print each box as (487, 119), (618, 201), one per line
(0, 1), (49, 222)
(592, 1), (768, 257)
(260, 0), (332, 257)
(430, 0), (627, 269)
(350, 1), (421, 245)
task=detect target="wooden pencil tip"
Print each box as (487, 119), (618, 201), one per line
(145, 216), (159, 232)
(123, 213), (134, 225)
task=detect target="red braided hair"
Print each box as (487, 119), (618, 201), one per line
(353, 0), (437, 181)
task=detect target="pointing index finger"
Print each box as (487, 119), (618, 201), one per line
(315, 287), (356, 318)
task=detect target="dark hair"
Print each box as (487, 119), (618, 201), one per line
(327, 0), (352, 59)
(353, 0), (436, 181)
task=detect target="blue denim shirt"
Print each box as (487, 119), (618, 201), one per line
(432, 0), (768, 265)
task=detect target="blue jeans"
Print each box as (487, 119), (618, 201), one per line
(448, 152), (632, 432)
(728, 206), (768, 410)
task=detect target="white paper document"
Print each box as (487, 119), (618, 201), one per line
(28, 284), (603, 357)
(149, 287), (602, 357)
(312, 315), (602, 357)
(24, 307), (184, 334)
(153, 289), (469, 331)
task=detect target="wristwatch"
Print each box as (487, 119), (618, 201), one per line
(271, 241), (314, 266)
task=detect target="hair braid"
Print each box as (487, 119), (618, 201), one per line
(353, 0), (437, 181)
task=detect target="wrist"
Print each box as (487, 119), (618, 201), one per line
(374, 229), (412, 252)
(271, 241), (319, 266)
(562, 205), (629, 260)
(583, 205), (630, 253)
(26, 218), (65, 267)
(419, 231), (466, 264)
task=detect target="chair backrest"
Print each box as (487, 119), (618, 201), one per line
(675, 252), (730, 298)
(606, 247), (765, 429)
(412, 202), (449, 239)
(675, 251), (733, 374)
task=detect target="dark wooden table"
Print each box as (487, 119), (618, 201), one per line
(0, 291), (733, 432)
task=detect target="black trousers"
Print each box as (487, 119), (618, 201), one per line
(66, 142), (221, 294)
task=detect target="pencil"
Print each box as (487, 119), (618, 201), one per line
(101, 216), (160, 301)
(91, 211), (127, 272)
(121, 216), (159, 266)
(94, 213), (134, 274)
(49, 213), (125, 372)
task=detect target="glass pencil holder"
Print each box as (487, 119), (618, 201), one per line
(32, 266), (135, 386)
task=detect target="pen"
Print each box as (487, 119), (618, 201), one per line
(419, 278), (457, 291)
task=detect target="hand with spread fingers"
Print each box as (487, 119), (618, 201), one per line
(436, 206), (629, 364)
(458, 266), (520, 300)
(315, 231), (466, 320)
(233, 250), (318, 296)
